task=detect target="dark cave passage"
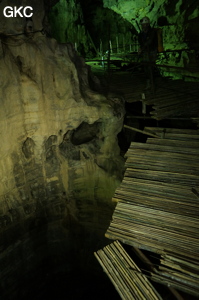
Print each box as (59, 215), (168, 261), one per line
(0, 0), (199, 299)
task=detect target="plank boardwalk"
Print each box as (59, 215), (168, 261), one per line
(98, 127), (199, 297)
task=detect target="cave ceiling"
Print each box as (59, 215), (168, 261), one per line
(102, 0), (199, 24)
(101, 0), (199, 50)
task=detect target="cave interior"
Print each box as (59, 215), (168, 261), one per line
(0, 0), (199, 299)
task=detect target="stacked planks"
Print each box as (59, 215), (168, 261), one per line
(141, 80), (199, 120)
(105, 127), (199, 296)
(107, 71), (147, 103)
(152, 254), (199, 297)
(94, 240), (163, 300)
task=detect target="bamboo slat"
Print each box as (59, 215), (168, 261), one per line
(147, 138), (199, 148)
(151, 254), (199, 296)
(125, 168), (199, 186)
(151, 273), (199, 297)
(144, 127), (199, 135)
(106, 202), (199, 258)
(104, 128), (199, 297)
(150, 96), (198, 109)
(128, 142), (199, 155)
(150, 103), (199, 119)
(142, 80), (199, 120)
(94, 240), (163, 300)
(124, 125), (159, 138)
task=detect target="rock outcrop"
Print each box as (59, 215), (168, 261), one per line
(103, 0), (199, 50)
(0, 1), (125, 298)
(102, 0), (199, 79)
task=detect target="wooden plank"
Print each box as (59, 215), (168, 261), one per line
(128, 142), (199, 155)
(95, 241), (163, 300)
(125, 168), (199, 186)
(147, 138), (199, 148)
(104, 127), (199, 297)
(124, 125), (159, 138)
(144, 127), (199, 135)
(151, 104), (199, 119)
(150, 96), (199, 110)
(151, 273), (199, 297)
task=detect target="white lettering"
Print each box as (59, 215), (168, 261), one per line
(23, 6), (33, 18)
(3, 6), (13, 18)
(14, 6), (23, 17)
(3, 6), (33, 18)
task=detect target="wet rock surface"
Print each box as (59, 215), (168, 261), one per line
(0, 1), (125, 298)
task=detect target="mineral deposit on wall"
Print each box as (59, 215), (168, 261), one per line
(0, 0), (125, 298)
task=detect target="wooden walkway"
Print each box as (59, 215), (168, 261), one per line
(103, 127), (199, 297)
(103, 71), (199, 125)
(95, 240), (163, 300)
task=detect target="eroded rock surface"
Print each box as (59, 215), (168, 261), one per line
(102, 0), (199, 79)
(0, 1), (125, 298)
(103, 0), (199, 49)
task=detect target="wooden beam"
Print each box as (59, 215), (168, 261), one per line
(124, 125), (159, 138)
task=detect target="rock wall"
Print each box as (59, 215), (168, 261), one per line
(47, 0), (199, 79)
(103, 0), (199, 80)
(103, 0), (199, 50)
(49, 0), (93, 57)
(48, 0), (138, 57)
(0, 1), (125, 298)
(81, 4), (137, 55)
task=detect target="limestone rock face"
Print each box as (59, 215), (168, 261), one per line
(103, 0), (199, 50)
(0, 1), (125, 298)
(49, 0), (91, 55)
(49, 0), (137, 57)
(103, 0), (199, 79)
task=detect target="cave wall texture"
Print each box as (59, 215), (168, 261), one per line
(48, 0), (199, 52)
(0, 0), (125, 298)
(0, 0), (199, 298)
(49, 0), (136, 57)
(48, 0), (92, 56)
(102, 0), (199, 79)
(48, 0), (199, 79)
(103, 0), (199, 50)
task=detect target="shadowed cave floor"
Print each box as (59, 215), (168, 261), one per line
(26, 271), (121, 300)
(7, 67), (198, 300)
